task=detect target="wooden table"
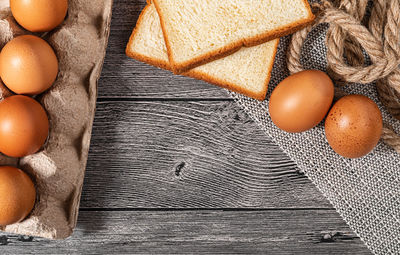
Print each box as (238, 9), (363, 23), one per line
(1, 1), (372, 254)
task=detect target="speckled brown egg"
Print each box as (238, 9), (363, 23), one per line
(0, 166), (36, 226)
(269, 70), (334, 133)
(325, 95), (382, 158)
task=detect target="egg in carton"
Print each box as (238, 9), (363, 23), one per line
(0, 0), (113, 239)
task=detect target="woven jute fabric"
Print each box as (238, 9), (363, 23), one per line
(288, 0), (400, 153)
(230, 3), (400, 254)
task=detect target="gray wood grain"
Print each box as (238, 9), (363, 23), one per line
(1, 0), (368, 253)
(0, 210), (371, 254)
(82, 101), (331, 208)
(98, 0), (230, 99)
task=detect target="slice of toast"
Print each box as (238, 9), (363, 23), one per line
(126, 4), (279, 100)
(153, 0), (314, 73)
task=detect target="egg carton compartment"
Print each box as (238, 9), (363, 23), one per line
(0, 0), (113, 239)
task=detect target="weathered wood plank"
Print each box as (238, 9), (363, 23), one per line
(81, 101), (331, 208)
(98, 0), (230, 99)
(0, 210), (370, 254)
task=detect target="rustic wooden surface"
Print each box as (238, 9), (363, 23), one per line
(0, 0), (372, 254)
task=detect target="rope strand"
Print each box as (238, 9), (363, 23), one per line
(287, 0), (400, 154)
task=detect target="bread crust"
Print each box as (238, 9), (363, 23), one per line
(125, 4), (171, 70)
(153, 0), (314, 74)
(127, 50), (171, 71)
(127, 37), (279, 100)
(126, 4), (280, 101)
(185, 39), (279, 100)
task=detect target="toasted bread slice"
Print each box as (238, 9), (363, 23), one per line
(126, 4), (279, 100)
(153, 0), (314, 73)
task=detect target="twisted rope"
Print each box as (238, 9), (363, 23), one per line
(287, 0), (400, 154)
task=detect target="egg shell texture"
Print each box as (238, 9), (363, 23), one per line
(325, 95), (383, 158)
(269, 70), (334, 133)
(10, 0), (68, 32)
(0, 35), (58, 95)
(0, 95), (49, 157)
(0, 166), (36, 226)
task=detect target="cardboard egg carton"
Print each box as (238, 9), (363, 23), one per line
(0, 0), (113, 239)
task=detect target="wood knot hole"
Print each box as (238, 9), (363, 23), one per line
(321, 233), (335, 243)
(0, 236), (8, 245)
(17, 236), (34, 242)
(175, 162), (185, 177)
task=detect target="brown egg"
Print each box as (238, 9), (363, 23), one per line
(0, 166), (36, 226)
(0, 95), (49, 157)
(269, 70), (334, 133)
(325, 95), (383, 158)
(10, 0), (68, 32)
(0, 35), (58, 95)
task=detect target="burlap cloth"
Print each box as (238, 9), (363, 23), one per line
(230, 11), (400, 255)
